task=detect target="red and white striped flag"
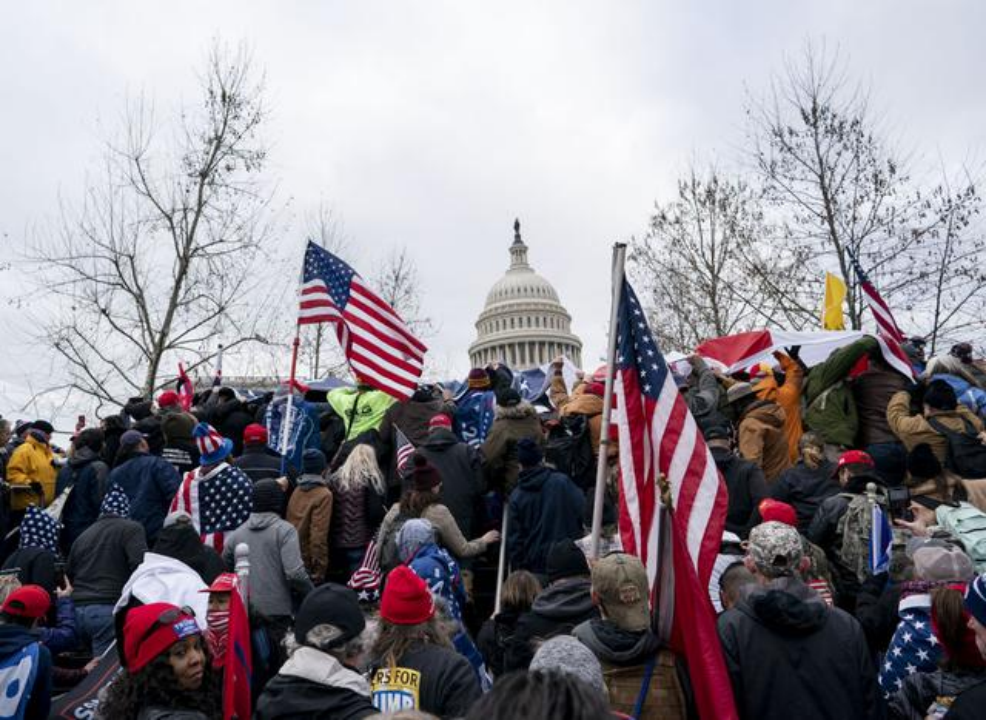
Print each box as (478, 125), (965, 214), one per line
(394, 426), (416, 476)
(177, 362), (195, 412)
(298, 242), (427, 400)
(613, 278), (736, 720)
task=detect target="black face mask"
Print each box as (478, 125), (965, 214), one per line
(28, 430), (49, 444)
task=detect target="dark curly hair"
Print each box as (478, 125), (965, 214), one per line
(98, 651), (221, 720)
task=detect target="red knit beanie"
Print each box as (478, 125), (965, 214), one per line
(123, 603), (201, 672)
(411, 454), (443, 492)
(381, 566), (435, 625)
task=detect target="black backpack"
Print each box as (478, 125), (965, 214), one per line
(927, 417), (986, 478)
(544, 415), (595, 490)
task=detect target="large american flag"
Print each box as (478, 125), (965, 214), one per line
(299, 242), (426, 400)
(171, 463), (253, 553)
(613, 279), (736, 720)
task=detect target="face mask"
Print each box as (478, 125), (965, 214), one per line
(206, 609), (230, 663)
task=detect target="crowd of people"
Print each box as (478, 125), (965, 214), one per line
(2, 338), (986, 718)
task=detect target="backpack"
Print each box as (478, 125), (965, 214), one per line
(835, 490), (887, 584)
(0, 642), (40, 720)
(378, 513), (410, 573)
(926, 417), (986, 479)
(544, 415), (595, 490)
(935, 502), (986, 573)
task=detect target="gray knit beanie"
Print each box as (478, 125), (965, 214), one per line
(530, 635), (607, 699)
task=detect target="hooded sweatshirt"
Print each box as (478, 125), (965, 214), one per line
(255, 646), (377, 720)
(506, 465), (585, 574)
(737, 400), (792, 482)
(153, 524), (225, 585)
(222, 512), (314, 618)
(58, 447), (110, 548)
(418, 427), (486, 541)
(717, 577), (881, 720)
(504, 577), (598, 672)
(0, 623), (53, 719)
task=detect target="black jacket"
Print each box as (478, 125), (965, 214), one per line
(255, 647), (377, 720)
(889, 668), (986, 720)
(717, 577), (881, 720)
(57, 447), (110, 550)
(369, 642), (480, 718)
(770, 460), (840, 532)
(711, 447), (768, 539)
(209, 398), (255, 456)
(946, 677), (986, 719)
(506, 465), (584, 574)
(233, 446), (292, 483)
(1, 547), (57, 598)
(67, 515), (147, 605)
(854, 571), (903, 654)
(477, 608), (522, 678)
(419, 428), (486, 540)
(153, 524), (225, 585)
(0, 624), (52, 719)
(504, 577), (598, 672)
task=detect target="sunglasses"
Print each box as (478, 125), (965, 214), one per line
(135, 605), (198, 649)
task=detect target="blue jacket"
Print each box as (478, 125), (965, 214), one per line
(932, 373), (986, 420)
(108, 453), (181, 542)
(58, 448), (109, 550)
(507, 465), (585, 574)
(0, 624), (52, 719)
(38, 597), (79, 656)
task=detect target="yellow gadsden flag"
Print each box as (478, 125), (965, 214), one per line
(822, 272), (847, 330)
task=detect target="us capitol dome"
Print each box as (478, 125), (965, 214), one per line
(468, 220), (583, 370)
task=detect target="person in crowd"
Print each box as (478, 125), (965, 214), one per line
(727, 382), (792, 482)
(893, 493), (986, 572)
(806, 450), (883, 610)
(482, 388), (542, 494)
(506, 439), (584, 575)
(679, 355), (730, 435)
(170, 423), (253, 552)
(38, 576), (81, 658)
(717, 521), (881, 720)
(109, 428), (182, 544)
(287, 449), (333, 585)
(888, 583), (986, 718)
(906, 443), (961, 503)
(759, 498), (837, 604)
(0, 417), (12, 483)
(98, 602), (220, 720)
(753, 350), (805, 462)
(369, 565), (481, 716)
(255, 583), (377, 719)
(328, 443), (388, 579)
(887, 378), (984, 463)
(417, 414), (487, 551)
(223, 479), (313, 648)
(100, 414), (128, 468)
(529, 635), (608, 703)
(463, 670), (612, 720)
(949, 573), (986, 716)
(68, 485), (147, 657)
(6, 419), (58, 513)
(718, 562), (756, 612)
(903, 337), (928, 375)
(879, 540), (975, 696)
(208, 387), (255, 457)
(58, 427), (110, 550)
(158, 391), (201, 476)
(233, 423), (292, 483)
(548, 357), (617, 460)
(769, 432), (839, 531)
(380, 384), (456, 464)
(951, 342), (986, 386)
(505, 539), (598, 672)
(201, 572), (236, 669)
(0, 585), (53, 719)
(803, 336), (877, 455)
(377, 455), (499, 570)
(477, 569), (541, 678)
(926, 353), (986, 415)
(704, 425), (768, 538)
(154, 511), (225, 585)
(1, 505), (61, 597)
(453, 367), (502, 451)
(573, 553), (688, 719)
(853, 347), (912, 484)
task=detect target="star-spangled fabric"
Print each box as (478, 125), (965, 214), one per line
(19, 505), (60, 553)
(878, 594), (941, 698)
(99, 484), (132, 518)
(170, 463), (253, 553)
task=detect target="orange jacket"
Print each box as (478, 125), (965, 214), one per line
(755, 353), (804, 462)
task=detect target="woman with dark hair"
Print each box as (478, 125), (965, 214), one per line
(477, 570), (541, 678)
(377, 455), (498, 570)
(464, 670), (612, 720)
(98, 602), (220, 720)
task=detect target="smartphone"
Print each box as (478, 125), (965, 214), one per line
(888, 486), (913, 522)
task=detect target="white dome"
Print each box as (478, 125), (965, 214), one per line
(469, 220), (582, 370)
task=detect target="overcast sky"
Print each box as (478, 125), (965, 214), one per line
(1, 1), (984, 420)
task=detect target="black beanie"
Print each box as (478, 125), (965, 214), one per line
(546, 539), (590, 583)
(907, 443), (942, 481)
(924, 380), (958, 411)
(302, 448), (328, 475)
(497, 388), (522, 407)
(252, 479), (284, 515)
(517, 437), (543, 468)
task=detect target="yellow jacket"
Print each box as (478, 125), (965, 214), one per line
(755, 353), (804, 463)
(6, 436), (57, 510)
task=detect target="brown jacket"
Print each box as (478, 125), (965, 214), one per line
(481, 402), (543, 494)
(548, 375), (618, 459)
(755, 353), (804, 462)
(886, 391), (984, 461)
(738, 401), (792, 483)
(852, 369), (911, 447)
(286, 476), (332, 584)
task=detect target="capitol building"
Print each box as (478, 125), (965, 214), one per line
(468, 220), (583, 370)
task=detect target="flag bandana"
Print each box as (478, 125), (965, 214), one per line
(99, 484), (131, 518)
(19, 505), (60, 553)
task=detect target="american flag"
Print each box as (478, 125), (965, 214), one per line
(299, 242), (427, 400)
(177, 362), (195, 412)
(845, 247), (915, 378)
(394, 426), (415, 475)
(348, 535), (382, 603)
(613, 279), (736, 720)
(878, 597), (941, 697)
(171, 464), (253, 553)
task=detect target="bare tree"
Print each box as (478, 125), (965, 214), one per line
(630, 166), (811, 350)
(373, 246), (434, 338)
(28, 42), (275, 412)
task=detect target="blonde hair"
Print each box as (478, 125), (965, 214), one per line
(0, 575), (23, 605)
(333, 444), (386, 495)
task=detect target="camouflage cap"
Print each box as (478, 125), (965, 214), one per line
(747, 521), (804, 578)
(590, 553), (650, 632)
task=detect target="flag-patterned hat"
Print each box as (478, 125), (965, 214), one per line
(100, 484), (132, 518)
(19, 505), (61, 553)
(193, 422), (234, 466)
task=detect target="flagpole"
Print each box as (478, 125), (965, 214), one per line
(279, 328), (301, 474)
(493, 510), (509, 615)
(590, 242), (627, 559)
